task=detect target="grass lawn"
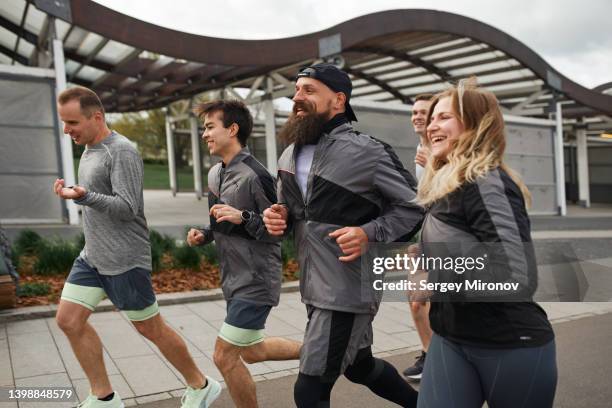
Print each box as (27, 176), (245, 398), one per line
(74, 159), (204, 191)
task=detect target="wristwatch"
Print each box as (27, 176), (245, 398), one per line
(240, 210), (252, 224)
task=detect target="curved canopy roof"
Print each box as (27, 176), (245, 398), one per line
(1, 0), (611, 120)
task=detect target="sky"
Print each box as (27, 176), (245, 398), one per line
(94, 0), (611, 89)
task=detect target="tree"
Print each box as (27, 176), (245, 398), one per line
(110, 109), (167, 160)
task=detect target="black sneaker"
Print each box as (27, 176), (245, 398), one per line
(403, 351), (426, 380)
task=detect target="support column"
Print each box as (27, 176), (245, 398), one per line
(190, 114), (203, 200)
(165, 111), (177, 197)
(554, 101), (567, 216)
(51, 20), (79, 225)
(263, 76), (278, 174)
(576, 126), (590, 208)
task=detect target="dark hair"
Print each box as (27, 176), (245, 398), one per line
(58, 86), (105, 118)
(194, 100), (253, 147)
(414, 93), (434, 102)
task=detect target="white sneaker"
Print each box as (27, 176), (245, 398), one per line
(180, 377), (222, 408)
(77, 392), (124, 408)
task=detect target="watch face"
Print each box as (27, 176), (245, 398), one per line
(241, 211), (251, 221)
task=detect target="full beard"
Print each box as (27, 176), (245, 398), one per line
(278, 100), (330, 147)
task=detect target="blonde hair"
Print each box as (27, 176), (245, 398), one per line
(416, 77), (531, 207)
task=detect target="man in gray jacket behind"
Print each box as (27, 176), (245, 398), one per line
(263, 63), (424, 407)
(186, 100), (301, 408)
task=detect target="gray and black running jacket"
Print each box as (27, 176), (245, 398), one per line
(277, 118), (424, 314)
(202, 148), (281, 306)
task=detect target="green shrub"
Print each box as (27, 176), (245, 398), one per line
(19, 282), (51, 297)
(151, 244), (163, 273)
(14, 229), (43, 255)
(34, 239), (80, 276)
(281, 238), (296, 266)
(10, 247), (20, 270)
(172, 244), (201, 269)
(74, 232), (85, 250)
(150, 229), (176, 253)
(197, 243), (218, 266)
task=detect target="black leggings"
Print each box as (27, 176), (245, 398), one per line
(294, 347), (418, 408)
(417, 334), (557, 408)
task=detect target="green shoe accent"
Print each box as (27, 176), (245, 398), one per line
(180, 376), (222, 408)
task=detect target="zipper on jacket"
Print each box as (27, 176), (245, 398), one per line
(303, 136), (327, 220)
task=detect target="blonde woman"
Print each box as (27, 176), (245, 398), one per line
(416, 79), (557, 408)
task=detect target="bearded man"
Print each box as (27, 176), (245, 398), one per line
(263, 63), (424, 408)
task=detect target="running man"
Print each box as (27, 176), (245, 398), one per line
(263, 63), (424, 407)
(403, 93), (434, 380)
(186, 100), (301, 408)
(54, 86), (220, 408)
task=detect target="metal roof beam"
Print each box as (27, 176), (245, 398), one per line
(345, 66), (411, 104)
(351, 46), (453, 81)
(68, 38), (109, 81)
(0, 43), (29, 65)
(11, 0), (30, 64)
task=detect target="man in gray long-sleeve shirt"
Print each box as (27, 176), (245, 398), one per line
(53, 86), (220, 408)
(186, 100), (300, 408)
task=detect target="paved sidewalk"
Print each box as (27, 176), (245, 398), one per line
(2, 290), (612, 407)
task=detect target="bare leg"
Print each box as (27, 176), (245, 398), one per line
(132, 314), (205, 389)
(213, 338), (258, 408)
(56, 300), (113, 397)
(409, 301), (432, 351)
(241, 337), (301, 363)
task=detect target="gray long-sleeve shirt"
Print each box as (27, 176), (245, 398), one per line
(74, 131), (151, 275)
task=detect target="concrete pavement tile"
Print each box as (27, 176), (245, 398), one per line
(46, 318), (120, 380)
(123, 398), (137, 407)
(285, 333), (305, 343)
(246, 362), (273, 376)
(281, 298), (306, 311)
(0, 338), (13, 386)
(191, 355), (223, 384)
(372, 329), (414, 352)
(91, 319), (153, 359)
(114, 355), (183, 396)
(377, 303), (411, 324)
(14, 372), (75, 408)
(538, 302), (604, 321)
(6, 320), (49, 336)
(170, 390), (184, 398)
(262, 359), (300, 372)
(163, 314), (219, 353)
(268, 308), (307, 331)
(587, 257), (612, 268)
(185, 301), (227, 321)
(135, 393), (173, 405)
(262, 315), (303, 337)
(387, 330), (422, 349)
(372, 315), (412, 335)
(0, 324), (6, 340)
(158, 304), (195, 318)
(263, 370), (293, 380)
(9, 331), (64, 379)
(204, 319), (224, 331)
(72, 373), (135, 401)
